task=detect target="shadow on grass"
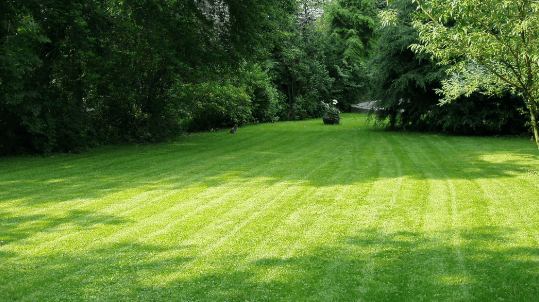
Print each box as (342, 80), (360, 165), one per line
(1, 117), (538, 207)
(0, 210), (131, 245)
(1, 242), (193, 301)
(2, 227), (538, 301)
(341, 227), (539, 301)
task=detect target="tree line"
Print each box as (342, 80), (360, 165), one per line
(1, 0), (535, 155)
(1, 0), (296, 154)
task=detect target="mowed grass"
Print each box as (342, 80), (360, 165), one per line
(1, 114), (539, 301)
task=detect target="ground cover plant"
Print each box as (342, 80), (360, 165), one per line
(1, 114), (539, 301)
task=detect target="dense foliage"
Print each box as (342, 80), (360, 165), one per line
(369, 0), (445, 129)
(269, 11), (332, 121)
(323, 0), (378, 112)
(266, 0), (379, 120)
(2, 0), (535, 155)
(0, 0), (295, 154)
(410, 0), (538, 142)
(370, 0), (529, 135)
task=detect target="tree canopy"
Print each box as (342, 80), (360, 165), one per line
(370, 0), (528, 134)
(0, 0), (296, 154)
(411, 0), (539, 148)
(2, 0), (537, 155)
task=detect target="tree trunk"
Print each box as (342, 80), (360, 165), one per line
(527, 101), (539, 150)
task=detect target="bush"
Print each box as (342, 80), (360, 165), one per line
(172, 81), (252, 131)
(431, 92), (529, 135)
(322, 100), (341, 125)
(237, 63), (283, 123)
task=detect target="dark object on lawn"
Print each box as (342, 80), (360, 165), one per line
(230, 124), (238, 134)
(323, 110), (340, 125)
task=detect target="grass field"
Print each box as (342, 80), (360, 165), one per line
(1, 113), (539, 301)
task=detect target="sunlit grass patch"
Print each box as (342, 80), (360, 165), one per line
(1, 114), (539, 301)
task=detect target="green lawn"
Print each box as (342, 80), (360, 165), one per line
(1, 113), (539, 301)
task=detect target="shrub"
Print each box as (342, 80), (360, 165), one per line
(237, 63), (283, 123)
(172, 81), (252, 131)
(322, 100), (341, 125)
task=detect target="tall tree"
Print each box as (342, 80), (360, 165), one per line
(410, 0), (539, 149)
(369, 0), (445, 129)
(323, 0), (379, 111)
(270, 1), (333, 120)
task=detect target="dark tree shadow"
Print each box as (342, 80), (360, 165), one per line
(2, 227), (538, 301)
(1, 119), (538, 208)
(0, 210), (131, 245)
